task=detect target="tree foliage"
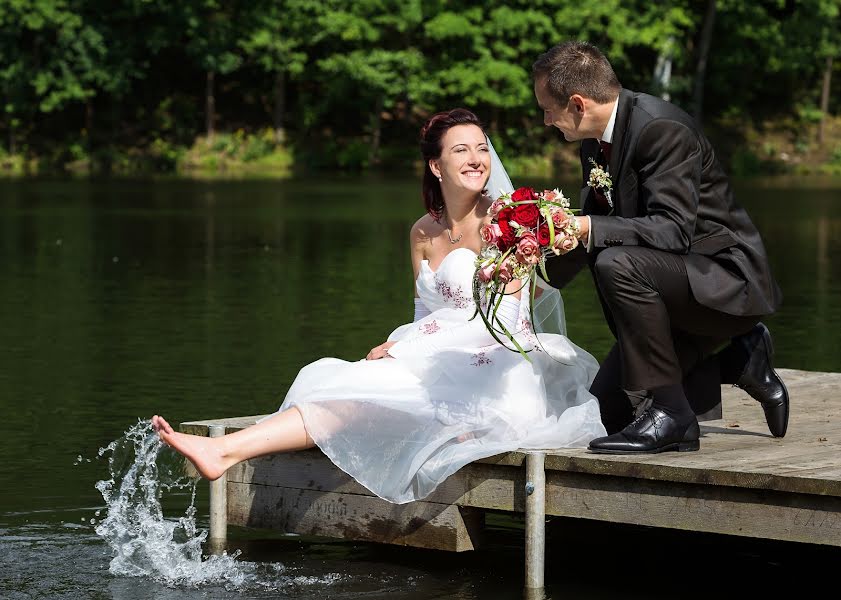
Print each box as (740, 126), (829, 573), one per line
(0, 0), (838, 169)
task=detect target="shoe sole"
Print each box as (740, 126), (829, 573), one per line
(588, 440), (700, 455)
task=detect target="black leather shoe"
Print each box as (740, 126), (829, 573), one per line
(588, 407), (700, 454)
(734, 323), (789, 437)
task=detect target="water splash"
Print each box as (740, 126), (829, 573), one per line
(94, 419), (250, 586)
(93, 419), (349, 592)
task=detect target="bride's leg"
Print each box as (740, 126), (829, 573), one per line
(151, 409), (315, 481)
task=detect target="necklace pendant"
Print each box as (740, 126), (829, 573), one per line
(447, 229), (462, 244)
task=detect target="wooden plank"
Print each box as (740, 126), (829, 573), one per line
(181, 414), (267, 437)
(543, 471), (841, 547)
(226, 482), (483, 551)
(228, 452), (525, 511)
(538, 451), (841, 497)
(668, 442), (838, 472)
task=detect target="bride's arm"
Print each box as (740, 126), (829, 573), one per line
(366, 216), (431, 360)
(410, 218), (432, 320)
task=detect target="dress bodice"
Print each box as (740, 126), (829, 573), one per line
(416, 248), (477, 313)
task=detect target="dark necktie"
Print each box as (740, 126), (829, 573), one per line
(593, 140), (613, 213)
(599, 140), (612, 164)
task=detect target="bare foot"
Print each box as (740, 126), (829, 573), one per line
(151, 415), (230, 481)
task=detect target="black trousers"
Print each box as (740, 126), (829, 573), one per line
(589, 246), (760, 433)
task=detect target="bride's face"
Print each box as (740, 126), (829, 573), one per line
(429, 124), (490, 195)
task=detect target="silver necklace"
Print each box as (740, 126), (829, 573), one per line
(446, 228), (463, 244)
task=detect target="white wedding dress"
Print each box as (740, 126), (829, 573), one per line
(276, 247), (606, 504)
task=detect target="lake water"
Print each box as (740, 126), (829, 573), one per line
(1, 176), (840, 599)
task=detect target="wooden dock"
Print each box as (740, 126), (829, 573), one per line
(180, 368), (841, 590)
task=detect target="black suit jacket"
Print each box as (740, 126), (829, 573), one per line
(545, 88), (782, 317)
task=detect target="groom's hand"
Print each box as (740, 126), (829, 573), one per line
(575, 216), (590, 246)
(366, 341), (396, 360)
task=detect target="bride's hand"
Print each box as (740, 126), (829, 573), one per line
(366, 341), (396, 360)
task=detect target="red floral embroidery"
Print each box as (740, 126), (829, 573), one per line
(421, 320), (440, 334)
(471, 352), (492, 366)
(434, 276), (471, 309)
(519, 317), (542, 352)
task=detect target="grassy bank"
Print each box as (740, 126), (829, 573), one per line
(1, 116), (840, 180)
(0, 128), (294, 179)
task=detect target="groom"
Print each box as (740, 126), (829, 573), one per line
(533, 41), (789, 454)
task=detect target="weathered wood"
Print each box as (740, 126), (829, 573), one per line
(226, 482), (483, 551)
(543, 470), (841, 546)
(227, 450), (525, 511)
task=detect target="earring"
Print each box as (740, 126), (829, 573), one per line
(438, 177), (442, 182)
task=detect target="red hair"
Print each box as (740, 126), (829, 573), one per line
(420, 108), (484, 220)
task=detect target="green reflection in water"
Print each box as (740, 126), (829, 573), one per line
(0, 177), (839, 521)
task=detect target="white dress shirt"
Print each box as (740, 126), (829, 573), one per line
(584, 96), (620, 250)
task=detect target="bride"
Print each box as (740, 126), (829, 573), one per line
(153, 108), (606, 504)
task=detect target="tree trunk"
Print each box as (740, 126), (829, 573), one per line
(206, 70), (216, 139)
(652, 39), (673, 102)
(273, 71), (286, 144)
(369, 95), (384, 167)
(692, 0), (716, 126)
(818, 56), (833, 145)
(85, 98), (94, 149)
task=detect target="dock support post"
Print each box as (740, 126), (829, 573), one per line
(207, 425), (227, 552)
(524, 451), (546, 593)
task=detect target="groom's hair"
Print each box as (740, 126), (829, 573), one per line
(533, 41), (621, 105)
(420, 108), (484, 219)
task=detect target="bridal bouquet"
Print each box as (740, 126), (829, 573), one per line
(472, 186), (579, 355)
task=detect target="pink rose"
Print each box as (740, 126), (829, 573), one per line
(515, 231), (541, 266)
(489, 198), (508, 217)
(553, 234), (579, 255)
(480, 223), (502, 245)
(496, 259), (514, 284)
(552, 209), (570, 229)
(543, 190), (557, 202)
(478, 263), (496, 282)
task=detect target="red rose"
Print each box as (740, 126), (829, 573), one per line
(497, 206), (514, 225)
(511, 187), (537, 202)
(497, 219), (517, 249)
(537, 224), (551, 245)
(512, 203), (540, 228)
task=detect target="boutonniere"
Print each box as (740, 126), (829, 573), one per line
(587, 157), (613, 208)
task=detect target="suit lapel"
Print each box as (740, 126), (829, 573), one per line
(607, 89), (635, 215)
(608, 88), (634, 176)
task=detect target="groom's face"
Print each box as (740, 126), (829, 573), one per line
(534, 76), (581, 142)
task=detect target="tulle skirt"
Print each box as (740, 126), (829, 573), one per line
(276, 312), (605, 504)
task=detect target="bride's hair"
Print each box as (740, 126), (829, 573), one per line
(420, 108), (484, 220)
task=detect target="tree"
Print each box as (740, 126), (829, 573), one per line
(240, 1), (319, 143)
(183, 0), (246, 138)
(315, 0), (425, 165)
(0, 0), (110, 151)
